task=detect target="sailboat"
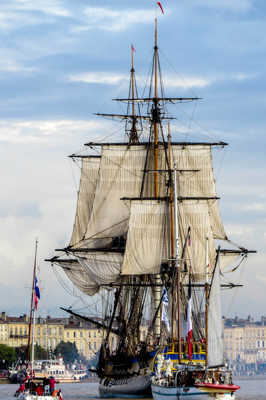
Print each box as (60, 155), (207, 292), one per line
(16, 241), (62, 400)
(47, 6), (255, 399)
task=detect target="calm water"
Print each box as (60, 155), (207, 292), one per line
(0, 379), (265, 400)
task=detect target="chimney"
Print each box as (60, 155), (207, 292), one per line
(1, 312), (6, 321)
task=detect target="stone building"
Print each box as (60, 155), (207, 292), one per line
(224, 316), (266, 375)
(0, 311), (113, 360)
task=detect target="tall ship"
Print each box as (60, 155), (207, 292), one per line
(47, 6), (255, 399)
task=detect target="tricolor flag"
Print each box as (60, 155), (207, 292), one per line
(188, 227), (191, 247)
(34, 276), (40, 310)
(157, 1), (164, 14)
(131, 44), (135, 53)
(186, 278), (193, 360)
(162, 286), (170, 332)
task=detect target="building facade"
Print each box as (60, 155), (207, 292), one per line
(224, 316), (266, 375)
(0, 312), (111, 360)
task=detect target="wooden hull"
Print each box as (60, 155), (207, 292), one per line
(99, 375), (152, 398)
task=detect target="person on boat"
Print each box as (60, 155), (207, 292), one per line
(49, 376), (55, 394)
(36, 384), (44, 396)
(14, 382), (25, 397)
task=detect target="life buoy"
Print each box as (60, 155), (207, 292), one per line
(52, 390), (59, 397)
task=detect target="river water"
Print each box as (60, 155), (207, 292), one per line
(0, 379), (265, 400)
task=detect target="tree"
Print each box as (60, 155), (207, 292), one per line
(54, 341), (79, 365)
(15, 344), (47, 363)
(0, 344), (16, 368)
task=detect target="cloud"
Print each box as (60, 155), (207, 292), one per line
(69, 72), (212, 89)
(0, 119), (125, 145)
(81, 7), (155, 32)
(194, 0), (252, 13)
(69, 72), (128, 86)
(241, 203), (266, 212)
(8, 0), (71, 17)
(0, 1), (71, 33)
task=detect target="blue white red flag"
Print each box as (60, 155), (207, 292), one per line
(162, 287), (170, 332)
(34, 277), (40, 310)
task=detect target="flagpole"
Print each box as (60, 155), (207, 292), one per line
(27, 239), (38, 371)
(205, 237), (209, 367)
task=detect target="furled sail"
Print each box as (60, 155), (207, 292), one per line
(53, 251), (123, 295)
(53, 259), (99, 296)
(70, 156), (101, 247)
(121, 200), (169, 275)
(207, 260), (224, 367)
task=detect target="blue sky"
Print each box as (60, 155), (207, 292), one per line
(0, 0), (265, 319)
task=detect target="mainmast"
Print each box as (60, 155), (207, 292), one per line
(153, 18), (159, 197)
(127, 45), (138, 144)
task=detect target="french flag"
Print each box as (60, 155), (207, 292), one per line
(34, 277), (40, 310)
(187, 278), (193, 360)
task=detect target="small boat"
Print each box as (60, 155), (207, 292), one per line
(33, 358), (87, 383)
(195, 382), (240, 393)
(15, 241), (63, 400)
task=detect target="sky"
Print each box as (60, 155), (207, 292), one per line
(0, 0), (265, 320)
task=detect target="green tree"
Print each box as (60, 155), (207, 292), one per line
(15, 344), (47, 363)
(54, 341), (79, 365)
(0, 344), (16, 368)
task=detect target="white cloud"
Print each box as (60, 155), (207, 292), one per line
(81, 7), (155, 32)
(69, 72), (128, 86)
(9, 0), (71, 17)
(0, 119), (125, 145)
(241, 203), (266, 212)
(194, 0), (252, 13)
(69, 72), (211, 89)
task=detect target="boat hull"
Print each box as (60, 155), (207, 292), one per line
(152, 384), (236, 400)
(99, 375), (152, 398)
(18, 395), (54, 400)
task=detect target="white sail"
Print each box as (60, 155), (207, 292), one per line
(207, 259), (224, 367)
(70, 156), (100, 247)
(54, 259), (99, 296)
(77, 251), (123, 286)
(178, 200), (217, 282)
(54, 251), (123, 295)
(172, 145), (226, 240)
(82, 145), (148, 248)
(121, 200), (169, 275)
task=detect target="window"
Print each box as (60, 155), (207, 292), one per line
(73, 332), (76, 338)
(80, 331), (83, 338)
(66, 332), (69, 338)
(88, 332), (91, 338)
(94, 343), (97, 350)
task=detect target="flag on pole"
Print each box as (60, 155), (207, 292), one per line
(162, 286), (170, 332)
(188, 227), (191, 246)
(157, 1), (164, 14)
(34, 277), (40, 310)
(186, 278), (193, 360)
(131, 44), (135, 53)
